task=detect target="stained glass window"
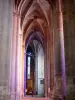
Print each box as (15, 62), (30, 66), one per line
(27, 56), (31, 79)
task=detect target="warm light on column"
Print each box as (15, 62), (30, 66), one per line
(17, 17), (23, 95)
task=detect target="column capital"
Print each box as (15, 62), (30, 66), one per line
(13, 11), (20, 17)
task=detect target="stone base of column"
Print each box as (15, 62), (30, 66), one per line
(53, 95), (64, 100)
(15, 93), (20, 100)
(0, 94), (10, 100)
(0, 85), (10, 100)
(10, 92), (16, 100)
(52, 74), (64, 100)
(10, 92), (20, 100)
(50, 89), (64, 100)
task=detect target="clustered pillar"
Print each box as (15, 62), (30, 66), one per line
(10, 10), (19, 100)
(53, 0), (66, 100)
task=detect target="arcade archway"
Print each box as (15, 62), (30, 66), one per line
(10, 0), (66, 100)
(24, 39), (45, 97)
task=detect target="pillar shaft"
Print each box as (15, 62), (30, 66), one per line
(24, 51), (26, 96)
(54, 0), (66, 99)
(10, 11), (19, 100)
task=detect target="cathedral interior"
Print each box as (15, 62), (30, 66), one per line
(0, 0), (75, 100)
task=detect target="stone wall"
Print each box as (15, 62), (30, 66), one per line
(63, 0), (75, 100)
(37, 44), (44, 96)
(0, 0), (13, 99)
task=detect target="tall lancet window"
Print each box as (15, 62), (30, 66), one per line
(27, 56), (31, 79)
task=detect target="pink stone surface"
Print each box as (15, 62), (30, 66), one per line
(22, 97), (50, 100)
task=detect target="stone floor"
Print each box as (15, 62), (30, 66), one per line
(22, 97), (50, 100)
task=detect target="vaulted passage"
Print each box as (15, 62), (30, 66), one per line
(10, 0), (67, 100)
(24, 30), (45, 97)
(24, 40), (44, 97)
(1, 0), (75, 100)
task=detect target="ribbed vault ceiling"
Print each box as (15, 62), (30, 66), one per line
(14, 0), (55, 44)
(15, 0), (55, 8)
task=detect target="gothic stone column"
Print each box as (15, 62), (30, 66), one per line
(53, 0), (66, 100)
(10, 10), (19, 100)
(0, 0), (13, 100)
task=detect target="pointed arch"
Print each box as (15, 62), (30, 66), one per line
(20, 0), (34, 27)
(25, 30), (44, 51)
(22, 19), (47, 45)
(19, 0), (52, 29)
